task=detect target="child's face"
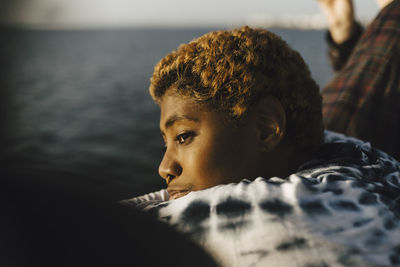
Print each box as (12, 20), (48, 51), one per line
(159, 92), (262, 200)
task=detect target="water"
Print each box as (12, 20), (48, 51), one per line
(0, 27), (333, 200)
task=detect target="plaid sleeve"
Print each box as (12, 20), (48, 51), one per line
(321, 0), (400, 161)
(325, 22), (363, 71)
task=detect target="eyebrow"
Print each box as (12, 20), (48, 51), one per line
(164, 114), (200, 130)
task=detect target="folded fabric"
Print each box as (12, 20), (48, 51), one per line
(124, 131), (400, 266)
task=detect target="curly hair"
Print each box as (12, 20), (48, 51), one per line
(149, 26), (324, 150)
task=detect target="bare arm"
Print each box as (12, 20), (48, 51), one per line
(317, 0), (356, 44)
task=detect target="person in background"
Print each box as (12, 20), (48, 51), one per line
(319, 0), (400, 160)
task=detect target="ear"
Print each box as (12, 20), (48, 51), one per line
(254, 95), (286, 152)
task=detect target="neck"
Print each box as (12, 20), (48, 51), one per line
(260, 138), (313, 179)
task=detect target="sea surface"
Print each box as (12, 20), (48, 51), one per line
(0, 27), (333, 200)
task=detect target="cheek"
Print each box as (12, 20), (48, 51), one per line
(193, 135), (246, 188)
(183, 146), (223, 189)
(207, 130), (258, 181)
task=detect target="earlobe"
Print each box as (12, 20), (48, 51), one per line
(254, 95), (286, 152)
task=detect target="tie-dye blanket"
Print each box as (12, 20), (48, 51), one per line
(122, 131), (400, 266)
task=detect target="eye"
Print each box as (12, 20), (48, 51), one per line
(176, 131), (194, 145)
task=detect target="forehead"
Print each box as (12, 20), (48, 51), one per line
(159, 94), (205, 126)
(161, 94), (200, 114)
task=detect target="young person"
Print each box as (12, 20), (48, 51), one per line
(123, 3), (400, 266)
(151, 26), (324, 200)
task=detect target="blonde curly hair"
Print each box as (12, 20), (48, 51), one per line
(150, 26), (324, 150)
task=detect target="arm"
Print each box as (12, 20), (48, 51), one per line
(321, 0), (400, 160)
(325, 21), (363, 71)
(317, 0), (363, 71)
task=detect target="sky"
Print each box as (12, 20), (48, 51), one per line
(0, 0), (380, 29)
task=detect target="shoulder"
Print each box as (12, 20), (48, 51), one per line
(135, 132), (400, 266)
(143, 174), (400, 266)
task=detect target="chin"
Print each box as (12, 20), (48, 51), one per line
(168, 190), (191, 200)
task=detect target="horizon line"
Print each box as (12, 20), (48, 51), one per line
(0, 13), (375, 31)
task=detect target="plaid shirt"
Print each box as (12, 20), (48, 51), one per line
(321, 0), (400, 160)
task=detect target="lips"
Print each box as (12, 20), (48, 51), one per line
(167, 189), (191, 200)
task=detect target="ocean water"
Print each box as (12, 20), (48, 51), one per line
(0, 27), (333, 200)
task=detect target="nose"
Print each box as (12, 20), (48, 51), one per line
(158, 149), (182, 184)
